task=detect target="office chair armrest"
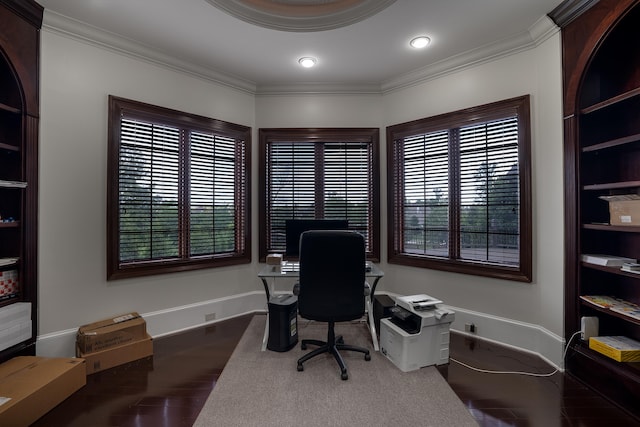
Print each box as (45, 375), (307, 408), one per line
(293, 282), (300, 296)
(364, 281), (371, 296)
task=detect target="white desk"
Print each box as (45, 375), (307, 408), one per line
(257, 262), (384, 352)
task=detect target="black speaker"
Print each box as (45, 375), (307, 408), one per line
(267, 294), (298, 352)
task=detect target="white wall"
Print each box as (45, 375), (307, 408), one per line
(38, 23), (566, 365)
(39, 31), (259, 339)
(381, 31), (565, 357)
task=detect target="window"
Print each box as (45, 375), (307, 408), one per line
(387, 95), (531, 282)
(107, 96), (251, 280)
(259, 128), (380, 260)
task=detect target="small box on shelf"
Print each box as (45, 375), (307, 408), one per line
(599, 194), (640, 226)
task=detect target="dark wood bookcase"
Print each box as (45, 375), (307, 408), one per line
(559, 0), (640, 418)
(0, 0), (42, 363)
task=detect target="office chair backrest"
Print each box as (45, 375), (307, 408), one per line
(298, 230), (366, 322)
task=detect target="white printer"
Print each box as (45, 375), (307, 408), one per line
(380, 294), (455, 372)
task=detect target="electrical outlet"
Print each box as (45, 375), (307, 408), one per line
(465, 323), (476, 333)
(205, 312), (216, 322)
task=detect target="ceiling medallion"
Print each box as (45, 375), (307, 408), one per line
(206, 0), (398, 32)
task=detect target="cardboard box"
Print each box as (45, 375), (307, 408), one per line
(589, 336), (640, 362)
(600, 195), (640, 226)
(76, 312), (147, 355)
(266, 253), (283, 265)
(0, 356), (86, 427)
(79, 334), (153, 375)
(266, 254), (283, 273)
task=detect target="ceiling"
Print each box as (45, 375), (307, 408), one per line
(37, 0), (565, 93)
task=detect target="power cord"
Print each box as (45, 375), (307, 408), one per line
(450, 330), (582, 377)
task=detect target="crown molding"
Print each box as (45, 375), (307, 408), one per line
(548, 0), (599, 27)
(42, 9), (559, 97)
(0, 0), (43, 28)
(255, 82), (383, 96)
(42, 10), (257, 95)
(380, 15), (560, 94)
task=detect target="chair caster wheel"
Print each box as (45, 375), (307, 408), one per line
(341, 372), (348, 380)
(301, 343), (307, 350)
(365, 354), (371, 361)
(337, 336), (344, 344)
(297, 364), (304, 372)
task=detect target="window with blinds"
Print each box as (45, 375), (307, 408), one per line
(107, 96), (251, 280)
(387, 95), (531, 282)
(259, 128), (380, 261)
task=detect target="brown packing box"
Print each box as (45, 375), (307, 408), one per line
(609, 200), (640, 226)
(600, 195), (640, 226)
(0, 356), (86, 427)
(79, 334), (153, 375)
(76, 312), (147, 355)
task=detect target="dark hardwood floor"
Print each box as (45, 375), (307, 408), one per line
(33, 313), (640, 427)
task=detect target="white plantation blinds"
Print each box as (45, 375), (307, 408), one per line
(387, 95), (531, 282)
(108, 96), (250, 280)
(260, 128), (379, 260)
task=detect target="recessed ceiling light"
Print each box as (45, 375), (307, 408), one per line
(410, 36), (431, 49)
(298, 57), (317, 68)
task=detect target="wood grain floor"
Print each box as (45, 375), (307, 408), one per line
(33, 313), (640, 427)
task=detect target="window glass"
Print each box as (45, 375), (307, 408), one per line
(259, 128), (380, 260)
(387, 96), (531, 282)
(108, 96), (251, 279)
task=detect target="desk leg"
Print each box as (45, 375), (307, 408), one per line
(262, 314), (269, 351)
(366, 296), (379, 351)
(367, 276), (382, 351)
(260, 277), (271, 351)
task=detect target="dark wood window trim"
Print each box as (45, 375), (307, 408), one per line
(387, 95), (532, 282)
(107, 96), (251, 280)
(258, 128), (380, 262)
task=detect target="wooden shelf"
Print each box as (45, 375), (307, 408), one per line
(583, 181), (640, 191)
(562, 0), (640, 418)
(0, 142), (19, 152)
(583, 223), (640, 233)
(0, 101), (20, 114)
(581, 86), (640, 115)
(0, 0), (41, 364)
(582, 133), (640, 152)
(582, 261), (640, 277)
(579, 299), (640, 327)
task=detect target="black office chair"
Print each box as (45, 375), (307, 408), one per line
(294, 230), (371, 380)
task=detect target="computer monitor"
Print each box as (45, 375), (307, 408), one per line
(285, 219), (349, 257)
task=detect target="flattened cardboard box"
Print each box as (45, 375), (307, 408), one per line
(0, 356), (86, 427)
(79, 334), (153, 375)
(76, 312), (147, 355)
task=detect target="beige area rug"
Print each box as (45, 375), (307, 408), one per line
(194, 315), (478, 427)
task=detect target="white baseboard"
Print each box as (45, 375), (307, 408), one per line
(381, 292), (566, 370)
(36, 291), (268, 358)
(37, 291), (566, 370)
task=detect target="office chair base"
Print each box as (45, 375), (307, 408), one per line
(297, 321), (371, 380)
